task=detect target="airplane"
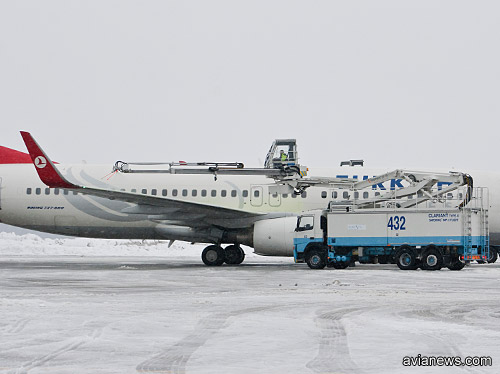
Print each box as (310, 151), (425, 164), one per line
(0, 132), (498, 265)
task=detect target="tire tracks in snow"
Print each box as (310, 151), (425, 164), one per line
(3, 318), (30, 334)
(306, 307), (365, 374)
(136, 306), (276, 374)
(392, 304), (479, 373)
(6, 321), (106, 374)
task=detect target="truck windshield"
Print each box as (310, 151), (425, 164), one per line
(296, 216), (314, 231)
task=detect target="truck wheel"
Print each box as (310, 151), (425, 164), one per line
(394, 246), (418, 270)
(306, 249), (326, 269)
(201, 245), (225, 266)
(421, 247), (443, 271)
(488, 247), (498, 263)
(447, 260), (465, 271)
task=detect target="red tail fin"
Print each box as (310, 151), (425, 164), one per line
(20, 131), (75, 189)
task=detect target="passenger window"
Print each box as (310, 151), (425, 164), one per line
(254, 190), (260, 198)
(162, 189), (167, 196)
(73, 191), (78, 195)
(354, 191), (359, 199)
(333, 191), (338, 199)
(211, 190), (217, 197)
(242, 190), (248, 198)
(321, 191), (327, 199)
(292, 193), (297, 198)
(45, 188), (50, 195)
(172, 189), (178, 197)
(301, 191), (307, 198)
(363, 191), (369, 199)
(131, 189), (137, 193)
(63, 189), (69, 195)
(231, 190), (237, 197)
(151, 189), (157, 196)
(282, 194), (288, 198)
(192, 189), (197, 197)
(54, 188), (60, 195)
(296, 216), (314, 231)
(375, 192), (381, 197)
(201, 189), (207, 197)
(343, 191), (349, 199)
(27, 188), (32, 195)
(36, 188), (41, 195)
(182, 189), (188, 197)
(142, 189), (147, 194)
(221, 190), (227, 197)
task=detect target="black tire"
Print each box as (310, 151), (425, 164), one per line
(306, 249), (326, 269)
(394, 246), (418, 270)
(332, 262), (349, 269)
(377, 255), (389, 264)
(201, 245), (225, 266)
(224, 245), (245, 265)
(447, 260), (466, 271)
(421, 246), (443, 271)
(488, 247), (498, 264)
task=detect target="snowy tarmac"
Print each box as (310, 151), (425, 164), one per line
(1, 234), (500, 373)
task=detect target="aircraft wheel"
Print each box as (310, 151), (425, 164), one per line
(421, 246), (443, 271)
(224, 245), (245, 265)
(394, 246), (418, 270)
(488, 247), (498, 263)
(306, 249), (326, 269)
(201, 245), (225, 266)
(447, 259), (465, 271)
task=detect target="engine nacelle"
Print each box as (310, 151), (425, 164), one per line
(253, 216), (297, 256)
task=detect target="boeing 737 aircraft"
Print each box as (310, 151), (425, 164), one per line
(0, 132), (498, 265)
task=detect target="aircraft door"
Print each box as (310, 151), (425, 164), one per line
(0, 177), (2, 210)
(268, 186), (281, 207)
(250, 186), (263, 207)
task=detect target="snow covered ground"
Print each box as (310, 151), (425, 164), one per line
(1, 232), (500, 373)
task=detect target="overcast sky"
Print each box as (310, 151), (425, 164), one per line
(1, 1), (499, 171)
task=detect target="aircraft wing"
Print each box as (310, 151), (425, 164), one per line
(20, 131), (263, 229)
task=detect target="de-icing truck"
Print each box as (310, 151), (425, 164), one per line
(293, 182), (489, 271)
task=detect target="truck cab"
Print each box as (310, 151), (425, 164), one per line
(293, 210), (328, 268)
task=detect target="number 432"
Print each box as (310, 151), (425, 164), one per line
(388, 216), (406, 230)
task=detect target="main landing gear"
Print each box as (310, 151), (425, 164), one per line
(201, 244), (245, 266)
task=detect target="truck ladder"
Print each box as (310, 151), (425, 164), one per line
(462, 208), (473, 261)
(482, 209), (490, 260)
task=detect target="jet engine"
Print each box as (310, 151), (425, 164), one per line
(252, 216), (297, 256)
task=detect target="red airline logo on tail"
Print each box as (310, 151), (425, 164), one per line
(20, 131), (75, 189)
(35, 156), (47, 169)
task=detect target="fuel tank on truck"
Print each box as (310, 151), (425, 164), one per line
(253, 216), (298, 256)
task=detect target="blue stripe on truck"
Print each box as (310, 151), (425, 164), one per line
(327, 236), (484, 247)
